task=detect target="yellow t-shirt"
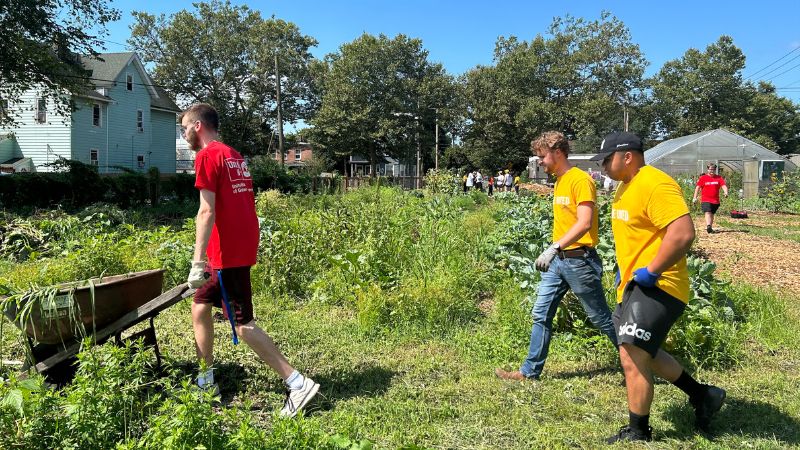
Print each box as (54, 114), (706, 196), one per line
(612, 165), (690, 304)
(553, 167), (598, 250)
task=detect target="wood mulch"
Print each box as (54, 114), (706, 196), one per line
(518, 183), (554, 195)
(692, 215), (800, 297)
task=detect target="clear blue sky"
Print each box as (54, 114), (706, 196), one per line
(101, 0), (800, 102)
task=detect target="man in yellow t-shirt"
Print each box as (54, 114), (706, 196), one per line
(495, 131), (617, 382)
(593, 132), (726, 443)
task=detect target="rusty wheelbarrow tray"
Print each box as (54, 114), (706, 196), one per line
(2, 269), (166, 345)
(23, 283), (193, 377)
(1, 271), (193, 378)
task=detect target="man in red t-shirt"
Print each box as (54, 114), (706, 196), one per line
(692, 163), (728, 233)
(182, 103), (318, 417)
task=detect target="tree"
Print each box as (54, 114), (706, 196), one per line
(461, 12), (648, 170)
(128, 0), (317, 156)
(0, 0), (120, 126)
(650, 36), (800, 153)
(309, 33), (459, 176)
(649, 36), (750, 138)
(739, 82), (800, 154)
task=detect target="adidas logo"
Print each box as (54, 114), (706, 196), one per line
(618, 322), (652, 341)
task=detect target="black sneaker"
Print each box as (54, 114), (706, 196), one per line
(606, 425), (652, 444)
(706, 225), (714, 233)
(692, 385), (726, 431)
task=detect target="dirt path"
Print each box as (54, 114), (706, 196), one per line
(692, 216), (800, 296)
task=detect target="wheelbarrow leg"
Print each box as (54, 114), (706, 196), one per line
(150, 316), (162, 369)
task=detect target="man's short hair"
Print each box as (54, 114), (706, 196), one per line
(531, 131), (569, 155)
(707, 163), (717, 170)
(180, 103), (219, 132)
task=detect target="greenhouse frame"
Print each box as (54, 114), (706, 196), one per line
(644, 129), (797, 180)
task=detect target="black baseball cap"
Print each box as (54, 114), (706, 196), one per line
(590, 132), (643, 161)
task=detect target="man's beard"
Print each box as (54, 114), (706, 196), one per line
(187, 131), (202, 151)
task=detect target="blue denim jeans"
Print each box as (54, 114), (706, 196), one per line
(520, 248), (618, 378)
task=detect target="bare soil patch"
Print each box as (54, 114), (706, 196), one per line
(693, 216), (800, 296)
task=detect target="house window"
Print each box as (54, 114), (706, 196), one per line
(295, 149), (302, 161)
(89, 149), (99, 166)
(137, 154), (145, 168)
(126, 74), (134, 91)
(136, 110), (143, 132)
(36, 98), (47, 123)
(92, 103), (101, 127)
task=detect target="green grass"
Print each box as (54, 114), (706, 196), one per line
(713, 213), (800, 244)
(123, 282), (799, 449)
(2, 191), (800, 448)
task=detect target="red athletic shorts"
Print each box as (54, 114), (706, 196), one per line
(193, 264), (254, 325)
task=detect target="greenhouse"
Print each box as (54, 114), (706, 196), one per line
(644, 128), (797, 180)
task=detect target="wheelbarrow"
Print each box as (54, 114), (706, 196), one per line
(1, 269), (193, 380)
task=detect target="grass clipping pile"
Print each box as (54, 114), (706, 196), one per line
(694, 219), (800, 296)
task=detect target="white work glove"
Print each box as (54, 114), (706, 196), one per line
(535, 243), (560, 272)
(187, 261), (209, 289)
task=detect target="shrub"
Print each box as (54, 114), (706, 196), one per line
(423, 168), (459, 195)
(160, 174), (196, 202)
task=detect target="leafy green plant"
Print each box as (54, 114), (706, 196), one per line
(763, 169), (800, 213)
(666, 256), (743, 368)
(423, 168), (460, 195)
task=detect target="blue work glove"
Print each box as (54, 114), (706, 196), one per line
(632, 267), (660, 288)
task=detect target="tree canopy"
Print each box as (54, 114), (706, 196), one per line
(128, 0), (318, 156)
(0, 0), (120, 126)
(460, 12), (648, 171)
(310, 33), (459, 175)
(649, 36), (800, 154)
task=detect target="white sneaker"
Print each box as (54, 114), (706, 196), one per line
(279, 378), (320, 418)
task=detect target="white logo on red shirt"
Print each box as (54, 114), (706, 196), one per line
(225, 158), (251, 182)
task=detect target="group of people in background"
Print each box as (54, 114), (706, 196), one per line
(463, 169), (520, 195)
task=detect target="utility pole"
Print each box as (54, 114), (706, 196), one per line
(434, 108), (439, 170)
(623, 105), (629, 132)
(415, 101), (421, 188)
(275, 52), (285, 167)
(416, 118), (421, 188)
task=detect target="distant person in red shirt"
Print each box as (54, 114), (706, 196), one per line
(182, 103), (318, 417)
(692, 163), (728, 233)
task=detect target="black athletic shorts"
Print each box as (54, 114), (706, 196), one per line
(701, 202), (720, 213)
(612, 281), (686, 357)
(193, 264), (254, 325)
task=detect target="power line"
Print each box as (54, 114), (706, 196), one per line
(58, 73), (170, 90)
(749, 51), (800, 81)
(745, 45), (800, 79)
(762, 59), (800, 83)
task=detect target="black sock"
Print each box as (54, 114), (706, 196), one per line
(629, 411), (650, 434)
(673, 370), (705, 402)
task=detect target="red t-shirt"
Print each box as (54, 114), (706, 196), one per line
(194, 141), (259, 269)
(696, 174), (726, 204)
